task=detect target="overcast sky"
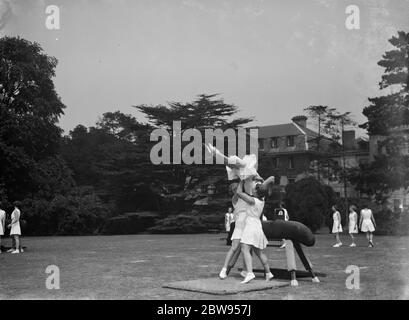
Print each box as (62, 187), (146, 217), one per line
(1, 0), (409, 136)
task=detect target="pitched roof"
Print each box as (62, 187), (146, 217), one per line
(257, 122), (307, 138)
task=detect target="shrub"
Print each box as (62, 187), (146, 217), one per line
(102, 212), (159, 234)
(284, 177), (337, 232)
(21, 187), (111, 235)
(149, 214), (207, 234)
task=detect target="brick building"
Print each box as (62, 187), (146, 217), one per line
(256, 116), (370, 199)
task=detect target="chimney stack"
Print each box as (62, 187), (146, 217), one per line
(342, 130), (356, 149)
(292, 115), (307, 128)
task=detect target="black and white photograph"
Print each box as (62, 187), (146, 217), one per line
(1, 0), (409, 305)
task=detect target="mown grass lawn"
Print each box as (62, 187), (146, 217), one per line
(1, 233), (408, 299)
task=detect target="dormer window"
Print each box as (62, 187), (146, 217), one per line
(286, 136), (295, 147)
(271, 137), (278, 148)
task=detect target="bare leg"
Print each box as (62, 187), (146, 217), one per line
(241, 244), (253, 273)
(350, 233), (355, 245)
(240, 244), (257, 283)
(226, 244), (242, 275)
(252, 248), (271, 274)
(369, 232), (373, 247)
(14, 235), (20, 251)
(223, 240), (241, 269)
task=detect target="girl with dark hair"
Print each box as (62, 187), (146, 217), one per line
(348, 205), (358, 247)
(331, 205), (343, 247)
(359, 205), (376, 247)
(238, 181), (274, 284)
(8, 201), (22, 254)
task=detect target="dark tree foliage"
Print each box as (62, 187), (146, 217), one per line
(136, 94), (253, 131)
(61, 112), (157, 212)
(361, 31), (409, 135)
(134, 94), (254, 216)
(353, 31), (409, 202)
(0, 37), (110, 235)
(0, 37), (65, 199)
(284, 177), (338, 232)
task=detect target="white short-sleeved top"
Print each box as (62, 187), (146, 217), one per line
(247, 198), (265, 220)
(361, 209), (372, 220)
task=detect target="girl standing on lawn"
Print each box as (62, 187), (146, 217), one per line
(359, 205), (376, 247)
(219, 181), (249, 279)
(237, 181), (274, 284)
(348, 205), (358, 247)
(0, 204), (5, 253)
(8, 202), (22, 254)
(331, 205), (343, 247)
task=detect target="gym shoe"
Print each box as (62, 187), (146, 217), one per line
(290, 279), (299, 287)
(219, 268), (227, 279)
(241, 272), (255, 284)
(312, 276), (320, 283)
(11, 250), (19, 254)
(280, 243), (286, 249)
(20, 248), (24, 253)
(350, 243), (356, 247)
(369, 241), (374, 247)
(240, 271), (247, 278)
(265, 272), (274, 281)
(7, 248), (14, 253)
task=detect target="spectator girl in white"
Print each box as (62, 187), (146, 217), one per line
(0, 204), (5, 253)
(331, 205), (343, 247)
(8, 201), (22, 254)
(348, 205), (358, 247)
(225, 207), (234, 233)
(359, 205), (376, 247)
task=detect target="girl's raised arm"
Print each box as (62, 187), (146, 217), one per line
(236, 181), (255, 205)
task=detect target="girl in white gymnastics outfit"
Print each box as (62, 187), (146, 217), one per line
(331, 205), (343, 247)
(8, 202), (22, 254)
(237, 181), (274, 284)
(348, 205), (358, 247)
(225, 207), (234, 232)
(219, 182), (249, 279)
(0, 204), (5, 253)
(359, 205), (376, 247)
(205, 143), (262, 195)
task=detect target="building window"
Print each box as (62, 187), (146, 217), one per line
(286, 136), (295, 147)
(258, 139), (264, 150)
(271, 137), (278, 148)
(288, 157), (294, 169)
(288, 178), (295, 184)
(272, 158), (279, 168)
